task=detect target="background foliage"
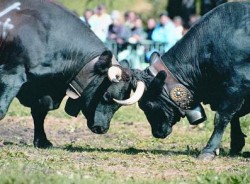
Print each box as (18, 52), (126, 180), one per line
(57, 0), (168, 20)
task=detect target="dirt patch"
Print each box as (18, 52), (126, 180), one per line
(0, 115), (249, 182)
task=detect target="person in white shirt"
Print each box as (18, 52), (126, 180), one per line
(88, 4), (112, 42)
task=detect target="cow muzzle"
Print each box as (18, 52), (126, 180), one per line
(87, 110), (111, 134)
(88, 120), (109, 134)
(185, 104), (207, 125)
(152, 126), (172, 139)
(90, 125), (108, 134)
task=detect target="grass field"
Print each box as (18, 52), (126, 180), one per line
(0, 99), (249, 184)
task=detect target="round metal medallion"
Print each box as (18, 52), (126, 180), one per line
(169, 85), (193, 109)
(170, 86), (187, 101)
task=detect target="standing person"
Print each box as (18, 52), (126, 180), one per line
(173, 16), (184, 39)
(151, 12), (178, 52)
(124, 11), (137, 31)
(117, 16), (147, 69)
(88, 4), (112, 42)
(128, 17), (147, 44)
(145, 18), (156, 41)
(80, 8), (94, 27)
(108, 10), (130, 49)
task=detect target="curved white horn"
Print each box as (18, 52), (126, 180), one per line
(113, 81), (145, 105)
(108, 66), (122, 83)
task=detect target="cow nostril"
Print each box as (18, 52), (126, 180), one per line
(103, 92), (112, 102)
(91, 126), (108, 134)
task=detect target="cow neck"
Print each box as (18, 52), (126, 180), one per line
(149, 56), (194, 110)
(68, 56), (119, 96)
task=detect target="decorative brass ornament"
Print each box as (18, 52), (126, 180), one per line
(169, 85), (193, 109)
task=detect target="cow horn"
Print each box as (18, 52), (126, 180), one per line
(113, 81), (145, 105)
(108, 66), (122, 83)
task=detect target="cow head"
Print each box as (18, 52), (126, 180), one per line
(138, 71), (183, 138)
(65, 50), (144, 134)
(115, 69), (182, 138)
(113, 52), (206, 138)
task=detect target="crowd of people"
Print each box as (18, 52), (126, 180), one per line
(79, 4), (200, 69)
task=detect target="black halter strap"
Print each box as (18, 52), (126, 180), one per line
(68, 56), (120, 96)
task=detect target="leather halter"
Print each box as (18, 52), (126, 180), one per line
(68, 55), (119, 97)
(148, 53), (194, 110)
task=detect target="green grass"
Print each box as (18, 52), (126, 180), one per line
(1, 98), (250, 183)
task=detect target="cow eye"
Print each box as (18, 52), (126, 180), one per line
(146, 102), (155, 110)
(103, 92), (112, 102)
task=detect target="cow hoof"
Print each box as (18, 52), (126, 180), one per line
(33, 139), (53, 149)
(197, 152), (216, 161)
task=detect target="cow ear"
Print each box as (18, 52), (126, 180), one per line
(155, 70), (167, 83)
(148, 71), (167, 96)
(94, 50), (113, 74)
(119, 59), (130, 69)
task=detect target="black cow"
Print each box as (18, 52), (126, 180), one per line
(111, 2), (250, 160)
(0, 0), (141, 148)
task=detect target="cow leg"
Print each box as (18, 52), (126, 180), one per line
(230, 116), (246, 155)
(0, 66), (26, 119)
(198, 112), (231, 160)
(198, 96), (244, 160)
(31, 107), (53, 148)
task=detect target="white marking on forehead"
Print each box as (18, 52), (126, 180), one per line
(0, 2), (21, 18)
(0, 2), (21, 39)
(2, 18), (14, 38)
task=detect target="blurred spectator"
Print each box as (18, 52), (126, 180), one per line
(128, 17), (147, 44)
(145, 18), (156, 40)
(173, 16), (184, 39)
(116, 13), (146, 69)
(124, 11), (137, 30)
(151, 12), (178, 51)
(181, 14), (200, 35)
(188, 14), (201, 27)
(80, 8), (94, 26)
(88, 4), (112, 42)
(108, 10), (130, 47)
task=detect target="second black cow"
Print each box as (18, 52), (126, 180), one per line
(112, 2), (250, 160)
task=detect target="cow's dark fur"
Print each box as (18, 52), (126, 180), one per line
(0, 0), (132, 148)
(136, 2), (250, 159)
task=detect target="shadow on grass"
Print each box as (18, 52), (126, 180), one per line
(63, 144), (201, 158)
(46, 144), (187, 156)
(3, 141), (250, 158)
(63, 144), (250, 158)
